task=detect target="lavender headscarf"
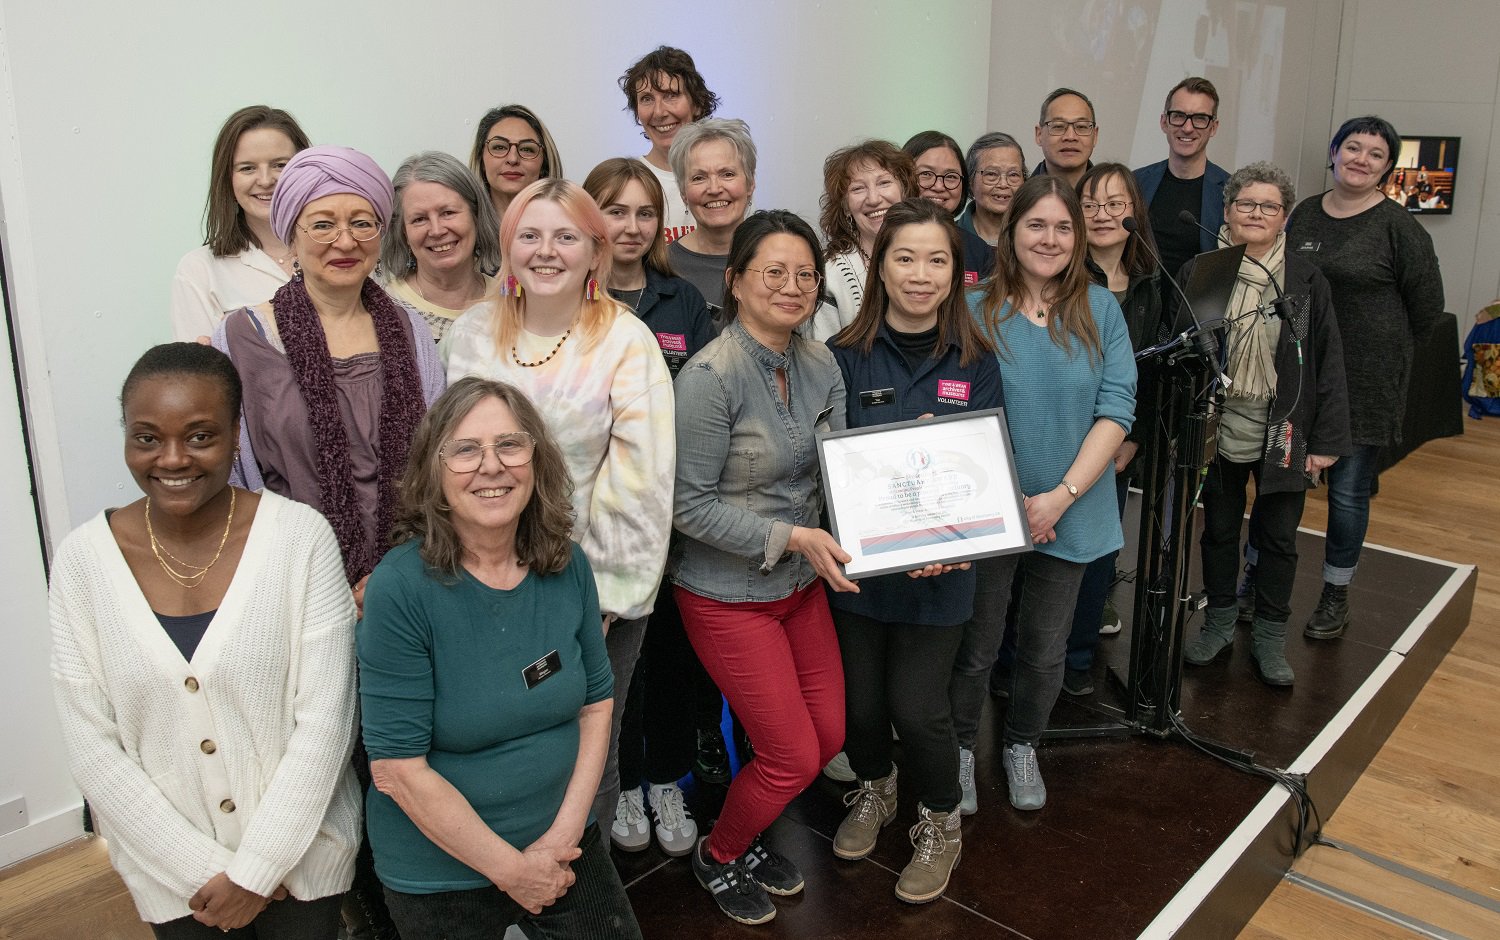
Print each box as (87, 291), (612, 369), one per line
(270, 145), (394, 243)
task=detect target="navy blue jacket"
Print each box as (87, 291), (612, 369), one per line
(1134, 159), (1231, 255)
(627, 267), (717, 378)
(825, 323), (1003, 626)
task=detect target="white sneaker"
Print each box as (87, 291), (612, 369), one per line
(646, 782), (698, 857)
(610, 787), (650, 852)
(823, 751), (857, 783)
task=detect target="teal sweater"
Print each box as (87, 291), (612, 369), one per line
(969, 283), (1137, 563)
(358, 541), (613, 893)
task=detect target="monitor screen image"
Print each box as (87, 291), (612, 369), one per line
(1389, 136), (1460, 215)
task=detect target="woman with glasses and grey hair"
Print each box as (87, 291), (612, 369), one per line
(957, 132), (1028, 246)
(467, 104), (565, 225)
(382, 151), (501, 342)
(666, 118), (757, 314)
(1181, 161), (1350, 686)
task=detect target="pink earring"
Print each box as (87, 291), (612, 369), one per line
(585, 277), (600, 301)
(500, 275), (522, 297)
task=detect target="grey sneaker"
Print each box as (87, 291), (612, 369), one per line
(822, 751), (856, 783)
(742, 835), (803, 896)
(1002, 743), (1046, 811)
(895, 804), (962, 904)
(1100, 596), (1123, 635)
(832, 769), (898, 860)
(646, 782), (697, 857)
(609, 787), (650, 852)
(693, 837), (775, 925)
(957, 747), (977, 816)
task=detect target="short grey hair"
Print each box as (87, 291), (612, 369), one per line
(1224, 161), (1296, 213)
(667, 118), (757, 200)
(965, 132), (1028, 181)
(382, 150), (502, 276)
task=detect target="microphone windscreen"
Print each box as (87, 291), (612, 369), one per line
(1177, 209), (1199, 225)
(1121, 216), (1138, 233)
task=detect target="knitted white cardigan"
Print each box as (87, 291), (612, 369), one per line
(49, 491), (361, 924)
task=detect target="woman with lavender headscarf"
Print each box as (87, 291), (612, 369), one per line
(212, 144), (444, 940)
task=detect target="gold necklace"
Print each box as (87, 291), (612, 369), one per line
(145, 487), (236, 589)
(512, 329), (571, 367)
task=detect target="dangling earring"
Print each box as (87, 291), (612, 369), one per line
(500, 275), (522, 297)
(585, 277), (600, 301)
(291, 259), (302, 281)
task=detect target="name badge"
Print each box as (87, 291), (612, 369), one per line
(964, 270), (981, 285)
(859, 387), (896, 407)
(815, 404), (835, 430)
(656, 332), (688, 353)
(1297, 240), (1321, 252)
(936, 379), (971, 403)
(522, 650), (563, 689)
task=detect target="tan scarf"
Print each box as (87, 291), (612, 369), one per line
(1221, 229), (1285, 401)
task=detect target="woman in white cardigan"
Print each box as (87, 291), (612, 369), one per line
(50, 342), (360, 938)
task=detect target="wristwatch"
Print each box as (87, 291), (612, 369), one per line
(1059, 479), (1079, 499)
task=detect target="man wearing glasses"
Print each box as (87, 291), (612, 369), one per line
(1135, 77), (1229, 279)
(1033, 88), (1098, 189)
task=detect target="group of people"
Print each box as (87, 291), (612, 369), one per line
(52, 43), (1443, 939)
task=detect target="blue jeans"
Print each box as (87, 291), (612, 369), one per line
(951, 551), (1088, 748)
(1322, 444), (1381, 584)
(383, 825), (642, 940)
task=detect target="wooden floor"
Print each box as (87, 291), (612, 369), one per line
(2, 419), (1496, 939)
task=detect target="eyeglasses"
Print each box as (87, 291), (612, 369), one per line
(298, 220), (382, 244)
(1081, 199), (1132, 217)
(916, 170), (963, 191)
(976, 168), (1025, 187)
(745, 266), (823, 293)
(485, 136), (543, 161)
(1229, 199), (1285, 217)
(1165, 110), (1216, 129)
(1041, 119), (1097, 136)
(440, 433), (536, 472)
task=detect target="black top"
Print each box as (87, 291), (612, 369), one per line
(1286, 193), (1444, 446)
(614, 267), (718, 378)
(1149, 170), (1206, 281)
(155, 609), (216, 661)
(958, 226), (996, 286)
(886, 324), (939, 372)
(825, 322), (1003, 626)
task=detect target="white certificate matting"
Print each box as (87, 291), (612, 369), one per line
(817, 408), (1031, 578)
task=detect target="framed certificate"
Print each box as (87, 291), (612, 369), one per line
(816, 408), (1031, 578)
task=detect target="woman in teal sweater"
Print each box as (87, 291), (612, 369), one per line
(951, 176), (1136, 813)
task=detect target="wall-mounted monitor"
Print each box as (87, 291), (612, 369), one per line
(1389, 136), (1460, 215)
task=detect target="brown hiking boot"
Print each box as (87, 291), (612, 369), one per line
(832, 768), (898, 860)
(895, 804), (962, 903)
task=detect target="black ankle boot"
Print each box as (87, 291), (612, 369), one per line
(1304, 582), (1350, 640)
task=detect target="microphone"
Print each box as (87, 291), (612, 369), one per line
(1176, 210), (1294, 323)
(1122, 216), (1228, 378)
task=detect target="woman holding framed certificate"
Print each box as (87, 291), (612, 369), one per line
(954, 176), (1136, 814)
(825, 198), (1001, 904)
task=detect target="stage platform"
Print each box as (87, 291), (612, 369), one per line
(616, 525), (1476, 939)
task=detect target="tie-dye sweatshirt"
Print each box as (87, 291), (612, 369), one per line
(444, 302), (675, 619)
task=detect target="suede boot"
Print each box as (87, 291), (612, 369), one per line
(832, 768), (898, 860)
(895, 804), (962, 904)
(1251, 616), (1295, 686)
(1184, 605), (1238, 665)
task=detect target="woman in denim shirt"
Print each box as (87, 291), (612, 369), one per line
(671, 210), (851, 926)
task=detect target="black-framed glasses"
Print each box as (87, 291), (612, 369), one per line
(976, 168), (1025, 187)
(745, 266), (822, 293)
(1229, 199), (1285, 217)
(1041, 119), (1096, 136)
(1165, 110), (1216, 129)
(440, 433), (537, 472)
(916, 170), (963, 191)
(1081, 199), (1132, 217)
(485, 136), (543, 161)
(298, 220), (382, 244)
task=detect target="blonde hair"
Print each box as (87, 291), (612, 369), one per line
(488, 178), (627, 357)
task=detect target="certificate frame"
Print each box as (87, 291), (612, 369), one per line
(816, 407), (1032, 579)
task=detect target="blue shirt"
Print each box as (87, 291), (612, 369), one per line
(968, 284), (1136, 563)
(826, 323), (1003, 625)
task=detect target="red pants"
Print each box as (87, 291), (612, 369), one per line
(675, 582), (845, 862)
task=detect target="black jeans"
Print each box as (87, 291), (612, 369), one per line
(382, 826), (642, 940)
(150, 895), (342, 940)
(833, 608), (964, 812)
(617, 580), (724, 787)
(1201, 456), (1306, 622)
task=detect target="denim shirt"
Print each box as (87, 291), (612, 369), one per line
(671, 319), (847, 602)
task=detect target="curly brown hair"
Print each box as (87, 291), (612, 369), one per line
(391, 378), (575, 581)
(619, 46), (719, 125)
(818, 140), (917, 257)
